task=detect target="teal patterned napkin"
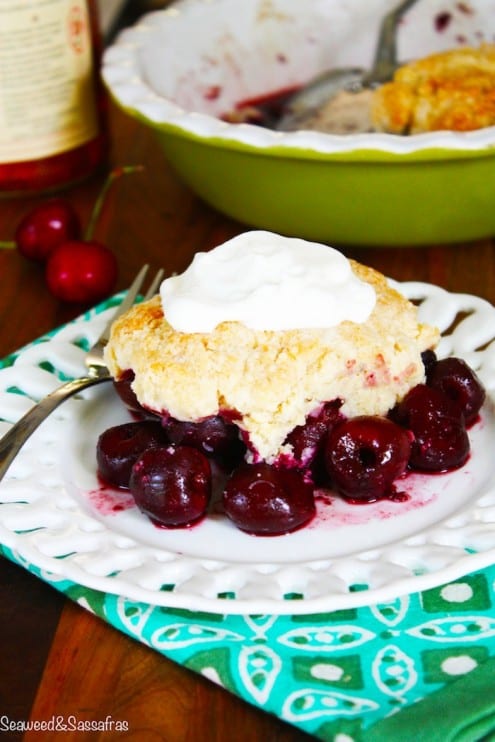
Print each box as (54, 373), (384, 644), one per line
(2, 543), (495, 741)
(1, 297), (495, 740)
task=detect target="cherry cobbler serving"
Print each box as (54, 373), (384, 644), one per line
(96, 232), (485, 536)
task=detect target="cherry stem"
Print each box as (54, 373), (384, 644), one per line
(0, 241), (15, 250)
(84, 164), (144, 241)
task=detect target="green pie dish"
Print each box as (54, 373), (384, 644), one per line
(103, 0), (495, 247)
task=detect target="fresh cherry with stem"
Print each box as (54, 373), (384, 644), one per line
(1, 165), (143, 304)
(0, 198), (81, 263)
(45, 165), (143, 304)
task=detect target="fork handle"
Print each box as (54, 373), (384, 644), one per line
(0, 375), (111, 483)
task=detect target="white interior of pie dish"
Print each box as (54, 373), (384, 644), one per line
(103, 0), (495, 154)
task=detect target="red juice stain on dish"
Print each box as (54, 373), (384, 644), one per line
(342, 486), (410, 506)
(88, 481), (206, 530)
(223, 85), (300, 127)
(310, 472), (434, 529)
(435, 12), (452, 32)
(87, 465), (461, 531)
(204, 85), (221, 101)
(88, 482), (136, 515)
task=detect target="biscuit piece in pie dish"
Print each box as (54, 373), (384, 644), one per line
(104, 236), (439, 464)
(371, 44), (495, 134)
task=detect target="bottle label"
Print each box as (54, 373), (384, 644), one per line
(0, 0), (98, 163)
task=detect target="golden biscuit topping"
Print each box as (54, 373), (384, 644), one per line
(105, 256), (439, 463)
(371, 44), (495, 134)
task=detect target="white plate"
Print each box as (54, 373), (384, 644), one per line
(1, 281), (495, 615)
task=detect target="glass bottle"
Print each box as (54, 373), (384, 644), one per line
(0, 0), (107, 195)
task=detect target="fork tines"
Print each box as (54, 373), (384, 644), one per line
(142, 267), (164, 301)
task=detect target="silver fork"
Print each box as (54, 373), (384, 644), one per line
(0, 264), (164, 483)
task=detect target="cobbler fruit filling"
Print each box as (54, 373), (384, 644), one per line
(223, 463), (315, 535)
(324, 417), (412, 501)
(96, 352), (486, 536)
(130, 446), (212, 528)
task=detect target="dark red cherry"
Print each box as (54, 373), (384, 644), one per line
(130, 446), (211, 527)
(114, 370), (141, 412)
(426, 356), (485, 426)
(14, 199), (81, 263)
(392, 384), (469, 471)
(284, 400), (344, 468)
(113, 370), (153, 418)
(163, 415), (246, 469)
(45, 240), (118, 304)
(324, 416), (411, 501)
(222, 463), (315, 535)
(421, 349), (438, 376)
(97, 421), (168, 488)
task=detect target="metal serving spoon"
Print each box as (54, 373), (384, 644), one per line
(276, 0), (419, 132)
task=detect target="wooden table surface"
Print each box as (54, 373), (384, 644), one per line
(1, 100), (495, 741)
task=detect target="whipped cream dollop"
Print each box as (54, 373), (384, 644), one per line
(160, 231), (376, 332)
